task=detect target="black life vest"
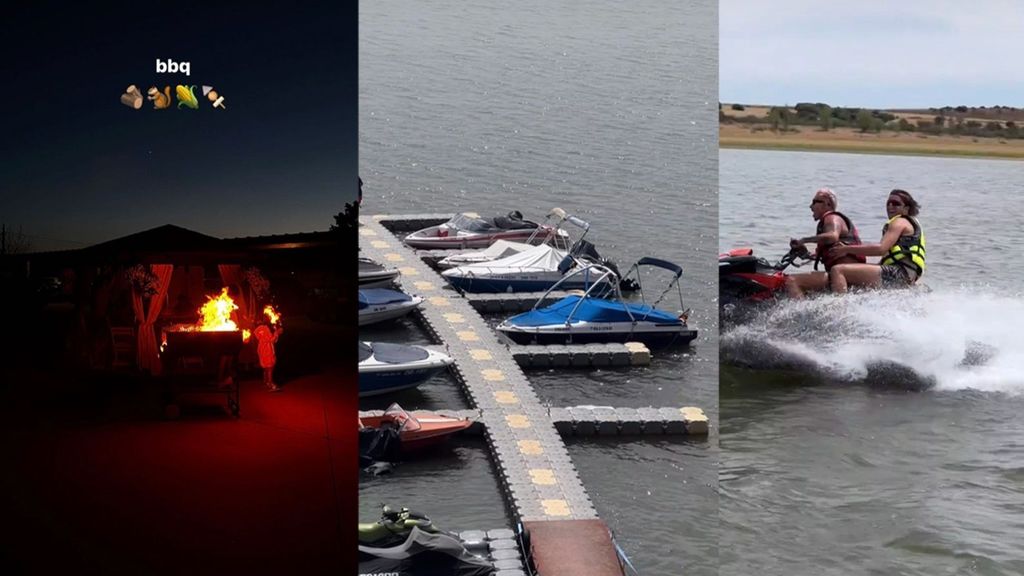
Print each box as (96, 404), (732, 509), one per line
(814, 211), (866, 270)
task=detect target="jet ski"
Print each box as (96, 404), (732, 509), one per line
(359, 288), (423, 326)
(718, 246), (814, 323)
(496, 258), (697, 348)
(360, 257), (401, 288)
(359, 403), (472, 453)
(719, 245), (929, 325)
(435, 207), (576, 269)
(359, 527), (495, 576)
(359, 342), (454, 397)
(403, 211), (567, 250)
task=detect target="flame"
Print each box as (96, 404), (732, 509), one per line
(198, 287), (239, 332)
(263, 305), (280, 326)
(242, 329), (251, 343)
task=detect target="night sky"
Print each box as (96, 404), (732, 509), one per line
(1, 2), (357, 251)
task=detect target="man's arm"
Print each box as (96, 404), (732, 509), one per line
(791, 214), (841, 247)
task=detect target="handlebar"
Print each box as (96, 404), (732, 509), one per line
(775, 246), (815, 271)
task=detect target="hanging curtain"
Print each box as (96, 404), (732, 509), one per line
(132, 264), (174, 375)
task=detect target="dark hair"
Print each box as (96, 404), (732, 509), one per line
(889, 189), (920, 217)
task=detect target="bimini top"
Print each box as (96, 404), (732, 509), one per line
(358, 289), (414, 309)
(508, 295), (680, 327)
(359, 342), (430, 364)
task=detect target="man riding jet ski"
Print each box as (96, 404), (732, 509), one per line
(785, 187), (864, 299)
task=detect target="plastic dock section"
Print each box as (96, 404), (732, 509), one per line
(360, 214), (709, 576)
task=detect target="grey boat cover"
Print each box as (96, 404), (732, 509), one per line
(358, 527), (495, 576)
(359, 342), (430, 364)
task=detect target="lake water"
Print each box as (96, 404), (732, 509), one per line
(359, 1), (718, 574)
(720, 148), (1024, 576)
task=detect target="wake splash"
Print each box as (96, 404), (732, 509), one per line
(721, 289), (1024, 393)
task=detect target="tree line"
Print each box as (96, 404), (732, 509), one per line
(720, 102), (1023, 139)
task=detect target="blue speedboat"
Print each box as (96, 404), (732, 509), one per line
(358, 342), (454, 397)
(496, 258), (697, 348)
(359, 289), (423, 326)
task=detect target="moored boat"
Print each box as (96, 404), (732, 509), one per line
(359, 342), (454, 397)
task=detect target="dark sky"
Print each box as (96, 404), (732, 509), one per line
(1, 1), (356, 251)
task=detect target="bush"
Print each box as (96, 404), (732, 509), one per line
(731, 103), (745, 111)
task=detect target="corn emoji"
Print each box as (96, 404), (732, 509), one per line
(175, 85), (199, 109)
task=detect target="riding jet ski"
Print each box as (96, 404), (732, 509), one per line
(403, 211), (567, 250)
(496, 258), (697, 348)
(719, 245), (929, 324)
(360, 257), (401, 288)
(359, 342), (454, 397)
(359, 288), (423, 326)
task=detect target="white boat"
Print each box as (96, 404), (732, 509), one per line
(359, 257), (401, 288)
(436, 208), (575, 269)
(403, 211), (568, 250)
(441, 241), (613, 293)
(359, 289), (423, 326)
(358, 342), (454, 397)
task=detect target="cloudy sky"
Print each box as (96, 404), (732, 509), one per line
(720, 0), (1024, 108)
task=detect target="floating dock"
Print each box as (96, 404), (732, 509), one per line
(360, 213), (708, 575)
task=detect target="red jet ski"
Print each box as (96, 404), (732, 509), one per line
(718, 246), (814, 323)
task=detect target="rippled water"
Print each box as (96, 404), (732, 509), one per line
(359, 1), (717, 573)
(720, 149), (1024, 575)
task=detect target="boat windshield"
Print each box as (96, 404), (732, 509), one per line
(448, 214), (494, 233)
(384, 403), (421, 432)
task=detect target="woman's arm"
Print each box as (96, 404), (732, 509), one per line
(831, 220), (909, 257)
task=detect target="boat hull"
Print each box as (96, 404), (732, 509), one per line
(358, 344), (454, 398)
(359, 299), (422, 326)
(444, 274), (609, 294)
(497, 322), (698, 348)
(359, 414), (473, 451)
(404, 228), (544, 250)
(358, 366), (448, 397)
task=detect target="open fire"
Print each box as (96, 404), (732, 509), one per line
(161, 287), (246, 354)
(199, 287), (239, 331)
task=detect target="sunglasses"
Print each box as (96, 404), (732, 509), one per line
(810, 199), (826, 205)
(887, 200), (905, 207)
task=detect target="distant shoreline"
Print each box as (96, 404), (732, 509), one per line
(720, 104), (1024, 160)
(719, 129), (1024, 160)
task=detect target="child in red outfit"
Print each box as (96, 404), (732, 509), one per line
(254, 323), (283, 392)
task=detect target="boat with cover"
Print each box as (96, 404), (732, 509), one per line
(359, 403), (472, 454)
(359, 342), (454, 397)
(403, 211), (567, 250)
(496, 258), (697, 347)
(359, 257), (401, 288)
(359, 288), (423, 326)
(436, 207), (575, 269)
(439, 213), (619, 293)
(441, 240), (615, 294)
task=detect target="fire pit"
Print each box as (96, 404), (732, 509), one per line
(159, 288), (247, 417)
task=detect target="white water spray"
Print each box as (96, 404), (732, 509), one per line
(722, 289), (1024, 393)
